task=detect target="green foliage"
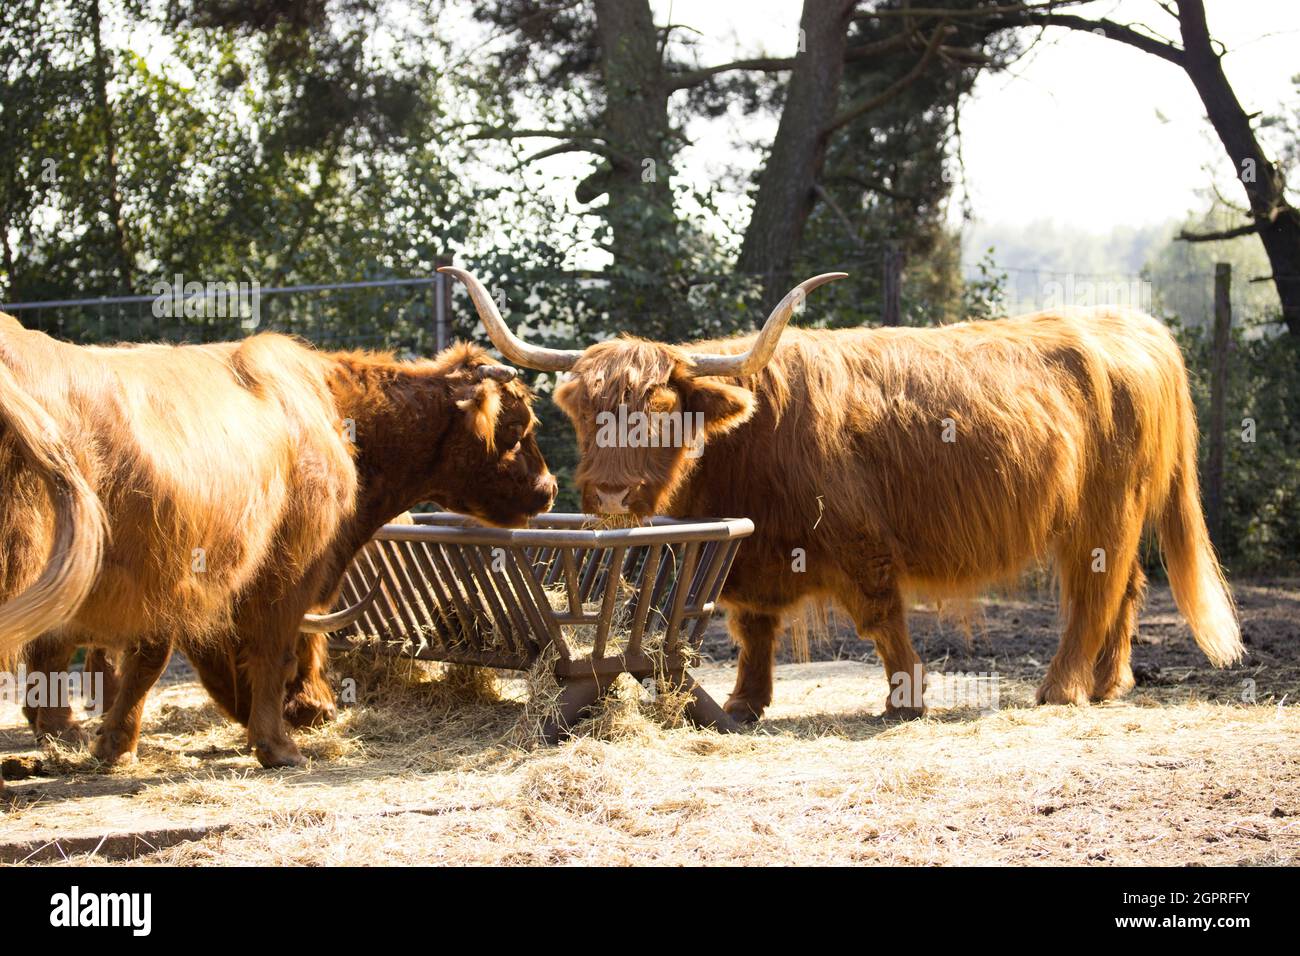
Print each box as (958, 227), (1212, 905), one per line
(2, 0), (472, 306)
(1146, 206), (1282, 333)
(952, 245), (1007, 323)
(1179, 323), (1300, 573)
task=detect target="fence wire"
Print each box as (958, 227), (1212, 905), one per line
(1, 257), (1283, 354)
(1, 278), (440, 353)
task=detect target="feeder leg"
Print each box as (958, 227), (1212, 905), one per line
(667, 670), (742, 734)
(540, 676), (607, 745)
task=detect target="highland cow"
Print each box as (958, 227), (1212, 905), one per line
(0, 315), (553, 777)
(444, 266), (1242, 722)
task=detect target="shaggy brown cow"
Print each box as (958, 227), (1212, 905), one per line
(0, 317), (554, 774)
(180, 511), (418, 734)
(444, 267), (1242, 721)
(18, 513), (416, 746)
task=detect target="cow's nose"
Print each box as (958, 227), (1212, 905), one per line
(594, 485), (629, 515)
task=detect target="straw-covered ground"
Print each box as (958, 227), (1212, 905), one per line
(1, 578), (1297, 866)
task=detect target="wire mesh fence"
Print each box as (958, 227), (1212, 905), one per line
(0, 278), (442, 353)
(0, 253), (1283, 354)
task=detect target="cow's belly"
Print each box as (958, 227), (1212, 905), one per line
(70, 471), (296, 641)
(881, 457), (1077, 591)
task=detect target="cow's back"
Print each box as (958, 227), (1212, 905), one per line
(684, 308), (1186, 596)
(0, 328), (356, 641)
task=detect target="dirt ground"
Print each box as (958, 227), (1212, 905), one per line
(1, 578), (1297, 866)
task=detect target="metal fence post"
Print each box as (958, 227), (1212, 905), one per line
(433, 257), (452, 353)
(1206, 262), (1232, 548)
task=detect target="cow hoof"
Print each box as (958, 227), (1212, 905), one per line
(35, 721), (91, 747)
(723, 697), (765, 724)
(1035, 681), (1090, 706)
(254, 741), (306, 768)
(884, 704), (925, 721)
(1090, 681), (1135, 703)
(90, 732), (138, 767)
(1091, 669), (1136, 702)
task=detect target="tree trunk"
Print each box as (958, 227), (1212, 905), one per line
(88, 0), (133, 292)
(589, 0), (678, 324)
(737, 0), (855, 310)
(1177, 0), (1300, 336)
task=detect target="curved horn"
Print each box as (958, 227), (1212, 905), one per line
(686, 272), (849, 378)
(300, 573), (384, 634)
(438, 266), (581, 372)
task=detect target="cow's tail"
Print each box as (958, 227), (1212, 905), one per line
(0, 357), (106, 661)
(1155, 386), (1242, 668)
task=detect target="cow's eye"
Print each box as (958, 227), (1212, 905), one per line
(500, 425), (524, 452)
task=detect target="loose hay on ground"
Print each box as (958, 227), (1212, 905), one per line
(3, 582), (1299, 866)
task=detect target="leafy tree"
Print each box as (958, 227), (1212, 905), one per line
(1, 0), (477, 338)
(974, 0), (1300, 337)
(463, 0), (1009, 333)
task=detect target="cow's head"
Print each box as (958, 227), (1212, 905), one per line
(441, 268), (845, 518)
(429, 345), (556, 526)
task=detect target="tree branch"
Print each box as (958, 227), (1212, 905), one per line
(865, 2), (1186, 66)
(471, 127), (630, 165)
(468, 128), (606, 143)
(861, 1), (1094, 19)
(666, 55), (798, 90)
(987, 12), (1187, 66)
(1177, 221), (1260, 242)
(843, 32), (915, 62)
(519, 142), (602, 165)
(823, 24), (950, 135)
(937, 44), (996, 67)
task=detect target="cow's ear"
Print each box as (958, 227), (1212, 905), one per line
(683, 378), (756, 436)
(456, 381), (502, 451)
(553, 377), (584, 418)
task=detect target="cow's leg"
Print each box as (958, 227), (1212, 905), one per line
(85, 648), (120, 715)
(185, 639), (248, 724)
(282, 633), (336, 729)
(844, 584), (924, 718)
(91, 635), (173, 766)
(1039, 503), (1144, 706)
(1091, 563), (1146, 701)
(21, 634), (88, 745)
(242, 602), (308, 768)
(724, 610), (781, 722)
(188, 632), (333, 729)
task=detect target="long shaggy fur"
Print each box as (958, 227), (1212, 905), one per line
(554, 305), (1241, 717)
(0, 316), (554, 769)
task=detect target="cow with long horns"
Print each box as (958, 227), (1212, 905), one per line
(0, 318), (554, 771)
(443, 266), (1241, 720)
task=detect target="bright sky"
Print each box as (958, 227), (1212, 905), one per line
(652, 0), (1300, 234)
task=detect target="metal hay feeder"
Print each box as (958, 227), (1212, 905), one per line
(325, 512), (754, 741)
